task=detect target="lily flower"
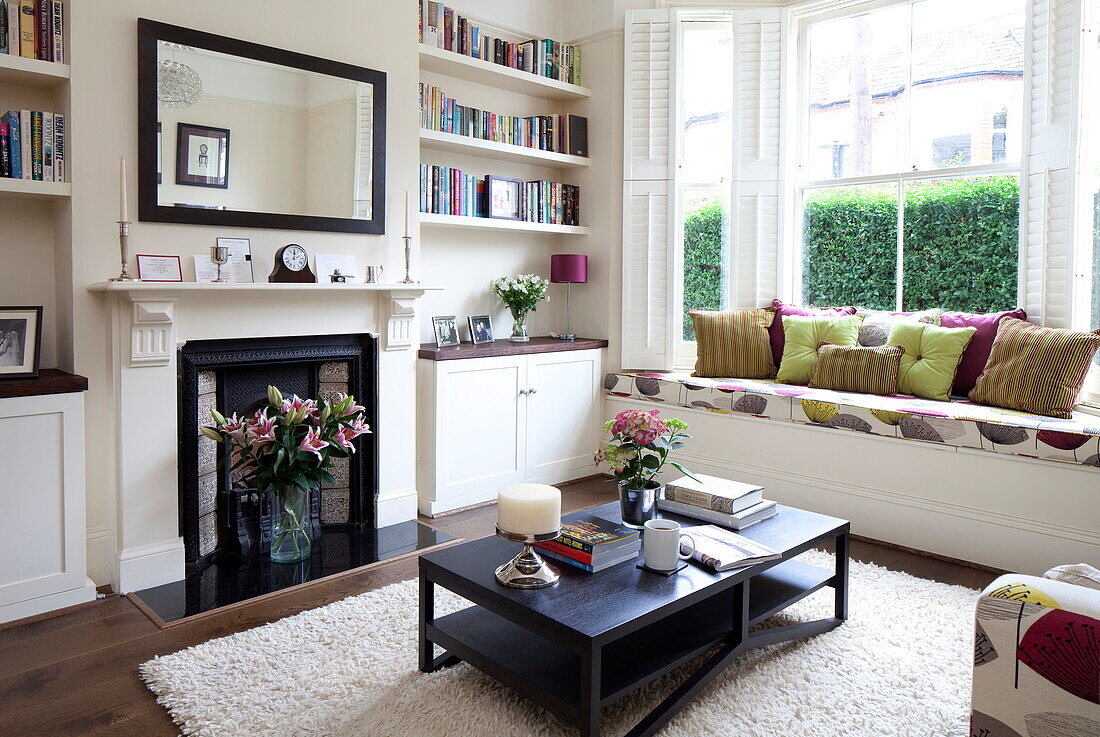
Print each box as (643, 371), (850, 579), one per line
(333, 427), (356, 452)
(299, 426), (329, 461)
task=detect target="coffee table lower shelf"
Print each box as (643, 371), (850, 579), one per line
(425, 558), (835, 725)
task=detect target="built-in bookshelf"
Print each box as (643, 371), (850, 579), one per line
(420, 129), (589, 168)
(0, 176), (68, 199)
(0, 53), (69, 89)
(420, 212), (590, 236)
(418, 44), (590, 102)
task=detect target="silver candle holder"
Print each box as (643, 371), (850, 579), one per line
(399, 235), (417, 284)
(108, 220), (136, 282)
(494, 527), (561, 589)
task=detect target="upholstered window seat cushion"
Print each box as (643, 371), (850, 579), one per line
(604, 372), (1100, 469)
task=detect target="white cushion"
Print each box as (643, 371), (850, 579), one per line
(1043, 562), (1100, 590)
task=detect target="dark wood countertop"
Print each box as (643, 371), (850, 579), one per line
(0, 369), (89, 399)
(418, 337), (609, 361)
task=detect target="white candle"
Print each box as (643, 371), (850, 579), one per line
(497, 484), (561, 535)
(119, 155), (128, 222)
(403, 189), (410, 238)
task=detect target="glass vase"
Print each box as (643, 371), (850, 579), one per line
(509, 306), (530, 343)
(618, 480), (661, 528)
(271, 484), (313, 563)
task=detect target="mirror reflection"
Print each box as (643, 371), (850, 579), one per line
(155, 41), (374, 220)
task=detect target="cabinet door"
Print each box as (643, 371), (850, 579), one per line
(432, 355), (527, 510)
(524, 349), (602, 484)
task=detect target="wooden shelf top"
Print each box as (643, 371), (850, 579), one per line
(420, 129), (590, 169)
(0, 369), (88, 399)
(419, 44), (591, 101)
(419, 337), (608, 361)
(0, 53), (70, 89)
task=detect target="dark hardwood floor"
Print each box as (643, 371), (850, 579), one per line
(0, 477), (1000, 737)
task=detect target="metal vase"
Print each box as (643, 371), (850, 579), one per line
(617, 480), (661, 528)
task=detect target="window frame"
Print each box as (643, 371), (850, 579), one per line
(1073, 0), (1100, 410)
(789, 0), (1025, 311)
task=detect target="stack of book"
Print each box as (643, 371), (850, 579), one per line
(0, 108), (65, 181)
(420, 83), (588, 157)
(0, 0), (64, 63)
(534, 513), (640, 573)
(657, 475), (777, 530)
(419, 164), (581, 226)
(418, 2), (581, 85)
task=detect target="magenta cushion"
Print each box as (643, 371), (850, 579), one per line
(939, 308), (1027, 396)
(768, 299), (857, 367)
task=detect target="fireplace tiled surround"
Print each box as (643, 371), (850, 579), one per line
(90, 283), (438, 592)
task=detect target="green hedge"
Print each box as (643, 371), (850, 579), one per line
(681, 177), (1021, 340)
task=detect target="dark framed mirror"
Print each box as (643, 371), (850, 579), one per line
(137, 19), (387, 234)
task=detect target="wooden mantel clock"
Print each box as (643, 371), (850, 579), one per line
(269, 243), (316, 283)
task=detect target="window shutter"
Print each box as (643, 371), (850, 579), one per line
(353, 85), (375, 219)
(1021, 0), (1083, 327)
(730, 9), (783, 310)
(623, 9), (675, 369)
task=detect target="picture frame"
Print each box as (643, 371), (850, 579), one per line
(215, 237), (255, 283)
(432, 315), (461, 348)
(485, 175), (523, 220)
(135, 254), (183, 283)
(0, 306), (43, 379)
(468, 315), (494, 344)
(176, 122), (230, 188)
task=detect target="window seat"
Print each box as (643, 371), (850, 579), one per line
(604, 372), (1100, 470)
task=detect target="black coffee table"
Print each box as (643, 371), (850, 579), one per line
(418, 502), (849, 737)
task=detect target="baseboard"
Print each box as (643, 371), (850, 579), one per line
(0, 578), (97, 625)
(376, 486), (418, 527)
(118, 539), (186, 593)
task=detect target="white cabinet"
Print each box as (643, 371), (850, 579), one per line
(418, 346), (604, 516)
(0, 382), (96, 624)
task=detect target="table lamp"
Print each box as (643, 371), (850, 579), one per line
(495, 484), (561, 588)
(550, 254), (588, 341)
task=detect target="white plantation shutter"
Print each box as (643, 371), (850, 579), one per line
(1021, 0), (1083, 327)
(353, 85), (375, 219)
(623, 10), (675, 369)
(730, 9), (783, 309)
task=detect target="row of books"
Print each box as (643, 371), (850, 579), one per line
(0, 109), (65, 181)
(534, 514), (640, 573)
(0, 0), (63, 63)
(420, 83), (588, 157)
(418, 2), (582, 85)
(657, 475), (778, 530)
(419, 164), (582, 226)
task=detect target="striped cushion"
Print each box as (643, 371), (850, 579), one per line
(690, 308), (777, 379)
(809, 343), (905, 395)
(969, 318), (1100, 418)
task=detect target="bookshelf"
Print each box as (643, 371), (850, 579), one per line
(419, 129), (589, 169)
(418, 44), (590, 101)
(0, 53), (70, 89)
(420, 212), (590, 236)
(0, 177), (70, 200)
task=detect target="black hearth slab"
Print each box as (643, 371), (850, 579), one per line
(132, 521), (454, 624)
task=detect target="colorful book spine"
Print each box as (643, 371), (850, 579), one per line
(5, 111), (21, 179)
(41, 111), (52, 181)
(33, 0), (47, 61)
(29, 110), (41, 180)
(53, 111), (63, 182)
(19, 109), (29, 179)
(0, 123), (10, 178)
(18, 0), (33, 58)
(6, 0), (17, 54)
(49, 0), (59, 62)
(0, 0), (8, 55)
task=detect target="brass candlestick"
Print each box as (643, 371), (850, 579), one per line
(494, 527), (561, 589)
(109, 221), (135, 282)
(399, 235), (417, 284)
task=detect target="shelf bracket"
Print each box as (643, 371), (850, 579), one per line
(386, 296), (418, 351)
(129, 297), (178, 368)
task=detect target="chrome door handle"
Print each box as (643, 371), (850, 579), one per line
(528, 388), (537, 394)
(519, 389), (529, 396)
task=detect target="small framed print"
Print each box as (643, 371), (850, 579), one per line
(432, 315), (461, 348)
(215, 237), (255, 283)
(177, 123), (230, 188)
(468, 315), (494, 344)
(0, 306), (43, 379)
(486, 175), (523, 220)
(135, 254), (183, 283)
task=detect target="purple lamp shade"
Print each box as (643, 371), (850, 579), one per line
(550, 254), (588, 284)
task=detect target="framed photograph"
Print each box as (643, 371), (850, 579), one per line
(135, 254), (183, 283)
(432, 315), (461, 348)
(0, 306), (43, 379)
(176, 123), (230, 188)
(468, 315), (494, 344)
(486, 175), (523, 220)
(215, 237), (254, 283)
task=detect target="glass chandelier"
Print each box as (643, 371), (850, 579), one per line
(157, 58), (202, 108)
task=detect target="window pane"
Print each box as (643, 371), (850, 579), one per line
(682, 191), (729, 341)
(806, 6), (907, 180)
(802, 184), (898, 310)
(910, 0), (1025, 170)
(681, 24), (733, 185)
(901, 175), (1019, 312)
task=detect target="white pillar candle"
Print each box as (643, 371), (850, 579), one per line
(119, 155), (128, 222)
(497, 484), (561, 535)
(403, 190), (410, 238)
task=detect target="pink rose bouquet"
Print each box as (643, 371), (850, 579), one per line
(594, 409), (695, 489)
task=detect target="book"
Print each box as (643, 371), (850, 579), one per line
(550, 513), (639, 554)
(17, 0), (33, 58)
(52, 111), (62, 182)
(0, 0), (8, 55)
(566, 114), (588, 157)
(33, 0), (46, 61)
(5, 110), (20, 179)
(657, 498), (778, 530)
(663, 474), (765, 515)
(0, 123), (10, 178)
(49, 0), (59, 62)
(29, 110), (41, 180)
(41, 110), (52, 182)
(681, 525), (781, 572)
(536, 538), (640, 567)
(539, 546), (639, 573)
(18, 109), (29, 179)
(6, 0), (17, 55)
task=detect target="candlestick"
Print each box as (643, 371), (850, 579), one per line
(494, 528), (561, 589)
(403, 189), (410, 238)
(119, 156), (128, 223)
(108, 220), (135, 282)
(399, 235), (417, 284)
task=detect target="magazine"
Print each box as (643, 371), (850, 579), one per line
(680, 525), (782, 572)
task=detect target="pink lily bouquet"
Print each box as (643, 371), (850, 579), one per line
(201, 385), (371, 494)
(594, 409), (695, 490)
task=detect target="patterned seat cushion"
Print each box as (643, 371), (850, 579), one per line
(604, 371), (1100, 469)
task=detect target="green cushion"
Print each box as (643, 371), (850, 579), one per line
(887, 322), (976, 401)
(775, 314), (863, 385)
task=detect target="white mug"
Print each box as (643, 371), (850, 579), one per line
(643, 519), (696, 572)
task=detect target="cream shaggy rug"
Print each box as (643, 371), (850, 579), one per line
(141, 550), (980, 737)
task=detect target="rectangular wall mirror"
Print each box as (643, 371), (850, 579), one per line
(137, 19), (387, 233)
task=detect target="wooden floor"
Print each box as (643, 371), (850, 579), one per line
(0, 477), (1000, 736)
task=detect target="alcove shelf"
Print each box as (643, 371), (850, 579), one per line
(419, 212), (590, 236)
(419, 129), (590, 169)
(418, 44), (590, 101)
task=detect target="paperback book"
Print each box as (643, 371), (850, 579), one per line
(657, 498), (778, 530)
(681, 525), (781, 572)
(0, 109), (63, 182)
(663, 474), (765, 515)
(1, 0), (61, 61)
